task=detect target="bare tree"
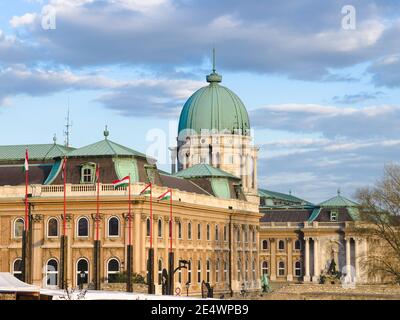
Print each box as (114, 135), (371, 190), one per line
(355, 164), (400, 284)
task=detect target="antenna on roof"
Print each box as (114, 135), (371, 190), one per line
(212, 47), (216, 73)
(64, 101), (73, 147)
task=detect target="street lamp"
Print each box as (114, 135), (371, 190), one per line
(185, 281), (190, 297)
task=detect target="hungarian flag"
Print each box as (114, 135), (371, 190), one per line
(113, 176), (130, 189)
(158, 189), (171, 201)
(140, 183), (151, 195)
(61, 157), (67, 180)
(23, 149), (29, 172)
(95, 165), (100, 183)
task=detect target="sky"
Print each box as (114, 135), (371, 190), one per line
(0, 0), (400, 203)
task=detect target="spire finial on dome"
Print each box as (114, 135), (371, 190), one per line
(212, 47), (216, 73)
(104, 125), (109, 139)
(337, 188), (341, 196)
(53, 134), (57, 144)
(206, 48), (222, 84)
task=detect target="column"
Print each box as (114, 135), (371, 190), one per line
(312, 238), (319, 282)
(134, 212), (141, 273)
(354, 238), (360, 283)
(270, 239), (276, 281)
(345, 237), (351, 276)
(304, 237), (310, 282)
(286, 239), (293, 282)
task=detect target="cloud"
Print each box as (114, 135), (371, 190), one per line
(258, 137), (400, 203)
(368, 54), (400, 87)
(250, 103), (400, 139)
(0, 0), (398, 83)
(10, 13), (37, 28)
(0, 65), (203, 117)
(332, 91), (384, 104)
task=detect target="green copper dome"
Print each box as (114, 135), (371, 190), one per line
(178, 61), (250, 136)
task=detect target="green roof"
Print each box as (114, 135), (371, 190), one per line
(318, 191), (358, 207)
(0, 144), (74, 161)
(259, 188), (313, 206)
(173, 163), (239, 179)
(68, 138), (148, 159)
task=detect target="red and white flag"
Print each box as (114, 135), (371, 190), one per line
(23, 149), (29, 172)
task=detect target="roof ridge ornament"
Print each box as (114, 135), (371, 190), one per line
(104, 125), (109, 140)
(206, 48), (222, 84)
(53, 134), (57, 145)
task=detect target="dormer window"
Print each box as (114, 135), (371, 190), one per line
(80, 163), (96, 183)
(330, 210), (338, 222)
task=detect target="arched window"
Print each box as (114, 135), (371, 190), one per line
(278, 240), (285, 250)
(223, 225), (227, 242)
(14, 218), (24, 238)
(278, 261), (285, 276)
(146, 218), (151, 237)
(215, 225), (219, 241)
(237, 259), (241, 281)
(237, 228), (240, 243)
(12, 258), (23, 281)
(48, 218), (59, 237)
(262, 240), (269, 250)
(107, 259), (120, 283)
(178, 221), (182, 239)
(80, 163), (95, 184)
(215, 259), (220, 282)
(187, 222), (192, 240)
(295, 240), (301, 250)
(76, 258), (89, 286)
(46, 259), (58, 287)
(295, 261), (302, 277)
(77, 217), (89, 237)
(244, 230), (248, 243)
(206, 224), (210, 241)
(187, 260), (192, 284)
(250, 156), (255, 189)
(158, 259), (163, 285)
(197, 260), (201, 283)
(197, 223), (201, 240)
(158, 218), (162, 238)
(262, 261), (269, 275)
(206, 259), (211, 283)
(108, 217), (119, 237)
(224, 260), (228, 282)
(252, 229), (256, 243)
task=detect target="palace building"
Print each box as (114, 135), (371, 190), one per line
(0, 60), (376, 297)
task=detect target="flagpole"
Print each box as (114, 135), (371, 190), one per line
(25, 149), (29, 231)
(147, 183), (155, 294)
(22, 148), (30, 283)
(63, 157), (67, 237)
(128, 175), (132, 246)
(96, 165), (100, 241)
(168, 188), (174, 295)
(169, 189), (172, 253)
(60, 157), (68, 289)
(94, 164), (101, 290)
(150, 183), (153, 248)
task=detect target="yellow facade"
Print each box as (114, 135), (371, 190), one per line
(0, 182), (261, 296)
